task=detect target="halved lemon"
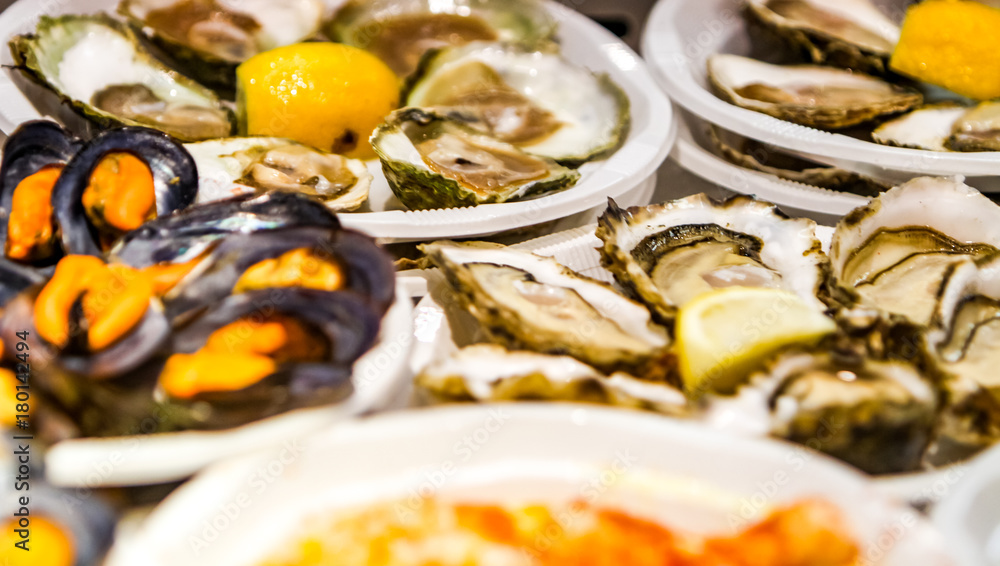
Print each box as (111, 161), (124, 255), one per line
(676, 287), (836, 398)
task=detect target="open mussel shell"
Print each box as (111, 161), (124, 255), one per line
(0, 121), (81, 267)
(109, 191), (340, 268)
(404, 42), (630, 167)
(0, 479), (116, 566)
(158, 288), (381, 429)
(372, 108), (579, 210)
(744, 0), (900, 74)
(54, 127), (198, 257)
(326, 0), (556, 77)
(162, 226), (396, 322)
(0, 258), (45, 309)
(119, 0), (325, 91)
(10, 14), (235, 141)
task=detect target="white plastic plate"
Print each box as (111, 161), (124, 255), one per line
(933, 445), (1000, 566)
(0, 0), (675, 241)
(43, 281), (414, 488)
(672, 113), (869, 217)
(642, 0), (1000, 178)
(107, 404), (955, 566)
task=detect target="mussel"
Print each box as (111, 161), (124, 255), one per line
(0, 121), (80, 267)
(53, 127), (198, 257)
(109, 192), (341, 268)
(156, 288), (381, 429)
(0, 258), (45, 310)
(161, 226), (397, 323)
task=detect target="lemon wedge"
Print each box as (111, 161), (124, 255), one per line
(676, 287), (836, 398)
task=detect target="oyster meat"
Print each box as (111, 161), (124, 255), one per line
(119, 0), (324, 89)
(326, 0), (556, 77)
(187, 137), (372, 211)
(10, 14), (235, 141)
(755, 348), (937, 474)
(829, 177), (1000, 329)
(745, 0), (900, 74)
(707, 54), (922, 129)
(417, 344), (687, 414)
(420, 241), (670, 376)
(872, 103), (970, 152)
(372, 108), (579, 210)
(405, 42), (630, 166)
(948, 101), (1000, 152)
(597, 194), (831, 323)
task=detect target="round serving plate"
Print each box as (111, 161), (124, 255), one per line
(641, 0), (1000, 179)
(42, 280), (414, 488)
(934, 445), (1000, 566)
(0, 0), (675, 241)
(409, 222), (970, 502)
(671, 112), (868, 221)
(107, 404), (955, 565)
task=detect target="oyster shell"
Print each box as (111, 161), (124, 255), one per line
(829, 177), (1000, 329)
(405, 42), (630, 166)
(708, 125), (887, 197)
(745, 0), (900, 74)
(372, 108), (579, 210)
(326, 0), (556, 77)
(186, 137), (372, 211)
(872, 103), (969, 152)
(948, 101), (1000, 152)
(707, 54), (922, 129)
(420, 241), (671, 376)
(416, 344), (688, 415)
(596, 195), (831, 323)
(754, 348), (937, 474)
(10, 14), (235, 141)
(119, 0), (325, 90)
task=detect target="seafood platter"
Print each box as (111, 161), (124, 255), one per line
(0, 0), (994, 564)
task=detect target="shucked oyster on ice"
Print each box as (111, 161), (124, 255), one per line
(405, 42), (630, 167)
(326, 0), (556, 77)
(745, 0), (900, 74)
(371, 108), (579, 210)
(10, 14), (234, 142)
(420, 241), (670, 377)
(416, 344), (688, 415)
(829, 177), (1000, 330)
(186, 137), (372, 211)
(597, 194), (832, 324)
(707, 54), (921, 129)
(119, 0), (325, 89)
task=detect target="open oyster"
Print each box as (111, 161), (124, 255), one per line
(708, 125), (887, 197)
(417, 344), (688, 415)
(119, 0), (324, 90)
(707, 54), (921, 129)
(187, 137), (371, 211)
(326, 0), (556, 77)
(372, 108), (579, 210)
(745, 0), (900, 74)
(829, 177), (1000, 329)
(948, 101), (1000, 152)
(596, 195), (832, 323)
(753, 348), (937, 474)
(10, 14), (235, 141)
(405, 42), (630, 166)
(872, 103), (970, 152)
(420, 241), (671, 377)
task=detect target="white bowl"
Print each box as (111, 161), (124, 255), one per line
(642, 0), (1000, 179)
(107, 404), (955, 566)
(43, 280), (414, 488)
(0, 0), (675, 241)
